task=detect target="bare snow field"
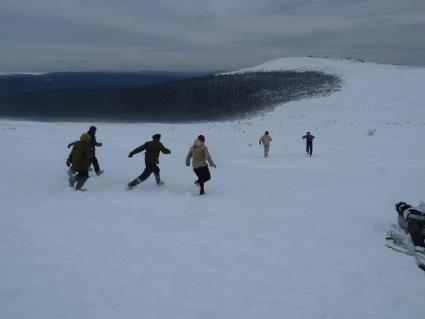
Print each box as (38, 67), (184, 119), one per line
(1, 58), (425, 318)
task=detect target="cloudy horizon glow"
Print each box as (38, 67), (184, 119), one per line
(1, 0), (424, 72)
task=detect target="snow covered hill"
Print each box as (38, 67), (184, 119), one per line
(1, 57), (425, 319)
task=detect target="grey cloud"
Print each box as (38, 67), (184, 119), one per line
(0, 0), (424, 72)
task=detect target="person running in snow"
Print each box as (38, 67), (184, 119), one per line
(127, 134), (171, 189)
(68, 126), (104, 176)
(66, 133), (92, 191)
(259, 131), (272, 157)
(302, 131), (315, 156)
(186, 135), (216, 195)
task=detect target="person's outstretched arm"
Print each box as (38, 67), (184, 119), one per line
(160, 143), (171, 154)
(185, 148), (192, 167)
(67, 140), (78, 148)
(204, 147), (216, 168)
(128, 143), (147, 157)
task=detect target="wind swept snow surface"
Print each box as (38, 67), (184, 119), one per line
(1, 58), (425, 318)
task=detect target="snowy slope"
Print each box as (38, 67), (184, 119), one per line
(1, 57), (425, 319)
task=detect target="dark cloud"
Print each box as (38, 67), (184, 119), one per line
(0, 0), (424, 72)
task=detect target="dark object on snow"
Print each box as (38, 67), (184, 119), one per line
(302, 132), (315, 156)
(68, 126), (103, 175)
(127, 135), (171, 189)
(67, 133), (92, 191)
(395, 201), (425, 247)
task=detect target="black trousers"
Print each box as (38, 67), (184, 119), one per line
(76, 169), (89, 178)
(130, 163), (161, 187)
(194, 166), (211, 192)
(306, 142), (313, 155)
(90, 156), (101, 173)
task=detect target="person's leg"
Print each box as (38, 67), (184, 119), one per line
(75, 170), (89, 190)
(309, 142), (313, 155)
(91, 156), (104, 175)
(193, 168), (202, 187)
(68, 168), (77, 187)
(91, 156), (100, 172)
(306, 143), (309, 154)
(152, 164), (163, 185)
(195, 166), (210, 194)
(264, 145), (269, 157)
(128, 165), (154, 188)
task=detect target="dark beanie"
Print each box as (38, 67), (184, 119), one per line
(197, 135), (205, 142)
(89, 126), (97, 132)
(152, 134), (161, 140)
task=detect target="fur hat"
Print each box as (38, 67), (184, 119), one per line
(152, 134), (161, 140)
(80, 133), (91, 143)
(197, 135), (205, 142)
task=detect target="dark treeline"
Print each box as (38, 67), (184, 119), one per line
(0, 71), (212, 97)
(0, 71), (340, 122)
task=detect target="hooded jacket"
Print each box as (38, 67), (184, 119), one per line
(68, 133), (92, 170)
(186, 139), (215, 169)
(259, 134), (272, 146)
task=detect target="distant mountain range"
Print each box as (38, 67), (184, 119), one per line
(0, 71), (340, 122)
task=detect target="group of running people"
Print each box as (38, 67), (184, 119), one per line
(66, 127), (315, 193)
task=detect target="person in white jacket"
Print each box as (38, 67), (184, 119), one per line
(186, 135), (216, 195)
(259, 131), (272, 157)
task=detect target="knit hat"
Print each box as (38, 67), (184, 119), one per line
(80, 133), (91, 143)
(88, 126), (96, 132)
(152, 134), (161, 140)
(197, 135), (205, 142)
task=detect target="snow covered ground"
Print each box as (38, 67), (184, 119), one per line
(1, 57), (425, 318)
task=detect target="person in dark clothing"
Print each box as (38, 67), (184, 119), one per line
(302, 131), (315, 156)
(68, 126), (103, 176)
(66, 133), (92, 191)
(127, 134), (171, 189)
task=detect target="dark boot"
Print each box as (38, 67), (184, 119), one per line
(155, 175), (164, 186)
(96, 170), (104, 176)
(67, 168), (76, 178)
(68, 176), (76, 188)
(75, 177), (88, 191)
(127, 178), (141, 189)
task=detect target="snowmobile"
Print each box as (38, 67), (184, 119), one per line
(386, 202), (425, 271)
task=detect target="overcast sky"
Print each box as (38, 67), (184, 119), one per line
(1, 0), (424, 72)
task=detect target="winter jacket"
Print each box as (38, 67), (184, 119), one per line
(129, 140), (171, 164)
(259, 134), (272, 146)
(186, 139), (215, 169)
(87, 131), (101, 150)
(67, 135), (92, 171)
(302, 134), (315, 143)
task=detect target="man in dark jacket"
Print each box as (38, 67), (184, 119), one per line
(67, 133), (92, 191)
(302, 132), (315, 156)
(68, 126), (103, 176)
(127, 134), (171, 189)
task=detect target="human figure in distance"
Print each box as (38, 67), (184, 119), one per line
(186, 135), (216, 195)
(259, 131), (272, 157)
(127, 134), (171, 189)
(66, 133), (92, 191)
(68, 126), (103, 176)
(302, 131), (315, 156)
